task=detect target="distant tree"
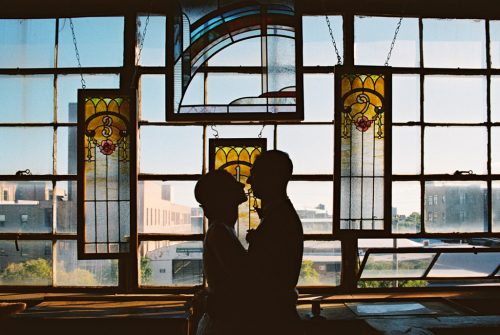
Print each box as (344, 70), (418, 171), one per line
(141, 257), (153, 284)
(0, 258), (51, 285)
(56, 267), (98, 286)
(299, 260), (320, 285)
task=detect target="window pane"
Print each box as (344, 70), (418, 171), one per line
(360, 253), (435, 279)
(393, 74), (420, 123)
(492, 76), (500, 122)
(140, 75), (165, 121)
(425, 181), (487, 233)
(58, 17), (124, 67)
(138, 15), (166, 67)
(355, 16), (419, 67)
(392, 182), (421, 234)
(55, 240), (118, 286)
(424, 76), (486, 123)
(207, 73), (261, 104)
(56, 181), (77, 234)
(492, 127), (500, 174)
(304, 74), (334, 121)
(0, 127), (53, 174)
(277, 125), (333, 174)
(299, 241), (341, 286)
(288, 181), (333, 234)
(57, 74), (120, 123)
(0, 181), (52, 233)
(139, 241), (203, 286)
(392, 126), (421, 174)
(0, 75), (54, 123)
(0, 240), (52, 286)
(423, 19), (486, 69)
(427, 252), (500, 277)
(490, 21), (500, 68)
(493, 181), (500, 232)
(424, 127), (487, 174)
(208, 38), (261, 66)
(138, 181), (202, 235)
(303, 16), (343, 66)
(140, 126), (203, 174)
(0, 19), (55, 68)
(56, 126), (77, 175)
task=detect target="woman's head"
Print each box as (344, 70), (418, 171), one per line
(195, 169), (247, 222)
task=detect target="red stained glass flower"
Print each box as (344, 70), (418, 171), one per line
(354, 116), (372, 132)
(99, 140), (116, 155)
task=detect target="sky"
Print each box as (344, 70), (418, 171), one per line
(1, 15), (500, 217)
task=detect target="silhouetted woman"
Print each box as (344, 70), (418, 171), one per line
(195, 169), (249, 335)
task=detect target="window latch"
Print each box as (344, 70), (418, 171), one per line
(15, 169), (32, 176)
(453, 170), (473, 176)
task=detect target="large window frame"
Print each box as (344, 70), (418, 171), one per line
(1, 0), (499, 294)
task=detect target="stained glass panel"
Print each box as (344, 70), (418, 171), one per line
(209, 138), (266, 242)
(336, 68), (390, 231)
(78, 90), (134, 258)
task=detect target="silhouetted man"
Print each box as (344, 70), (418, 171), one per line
(246, 150), (304, 335)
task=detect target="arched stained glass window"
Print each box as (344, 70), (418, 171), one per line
(209, 138), (266, 239)
(170, 0), (303, 121)
(77, 89), (136, 259)
(335, 67), (392, 232)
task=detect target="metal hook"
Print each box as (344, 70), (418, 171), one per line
(210, 124), (219, 138)
(258, 124), (265, 138)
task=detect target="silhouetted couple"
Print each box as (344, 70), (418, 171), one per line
(195, 150), (304, 335)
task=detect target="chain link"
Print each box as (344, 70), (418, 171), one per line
(69, 18), (86, 90)
(130, 13), (151, 88)
(384, 17), (403, 66)
(210, 124), (219, 139)
(325, 16), (342, 65)
(258, 124), (265, 138)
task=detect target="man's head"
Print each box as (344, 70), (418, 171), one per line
(195, 169), (247, 222)
(247, 150), (293, 200)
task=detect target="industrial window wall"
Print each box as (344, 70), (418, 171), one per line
(0, 0), (499, 293)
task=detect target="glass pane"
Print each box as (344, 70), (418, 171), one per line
(207, 73), (261, 105)
(288, 181), (333, 234)
(492, 76), (500, 122)
(360, 253), (435, 279)
(493, 181), (500, 232)
(0, 75), (54, 123)
(277, 125), (333, 174)
(424, 127), (487, 174)
(392, 182), (421, 234)
(0, 181), (52, 233)
(0, 127), (53, 174)
(339, 73), (386, 229)
(138, 181), (202, 235)
(140, 126), (203, 174)
(56, 181), (77, 234)
(492, 127), (500, 174)
(82, 94), (131, 255)
(427, 252), (500, 277)
(139, 241), (203, 286)
(0, 240), (52, 286)
(0, 19), (55, 68)
(424, 76), (486, 123)
(423, 19), (486, 69)
(355, 16), (419, 67)
(492, 21), (500, 68)
(55, 240), (118, 286)
(58, 17), (124, 67)
(304, 74), (334, 121)
(393, 74), (420, 123)
(140, 75), (165, 121)
(299, 241), (341, 286)
(138, 15), (166, 67)
(208, 38), (261, 66)
(57, 74), (120, 123)
(425, 181), (487, 233)
(56, 126), (77, 175)
(302, 16), (343, 66)
(392, 126), (421, 174)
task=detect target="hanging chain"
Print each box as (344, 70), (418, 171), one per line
(130, 12), (151, 88)
(258, 124), (265, 138)
(69, 18), (86, 90)
(384, 17), (403, 66)
(325, 16), (342, 65)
